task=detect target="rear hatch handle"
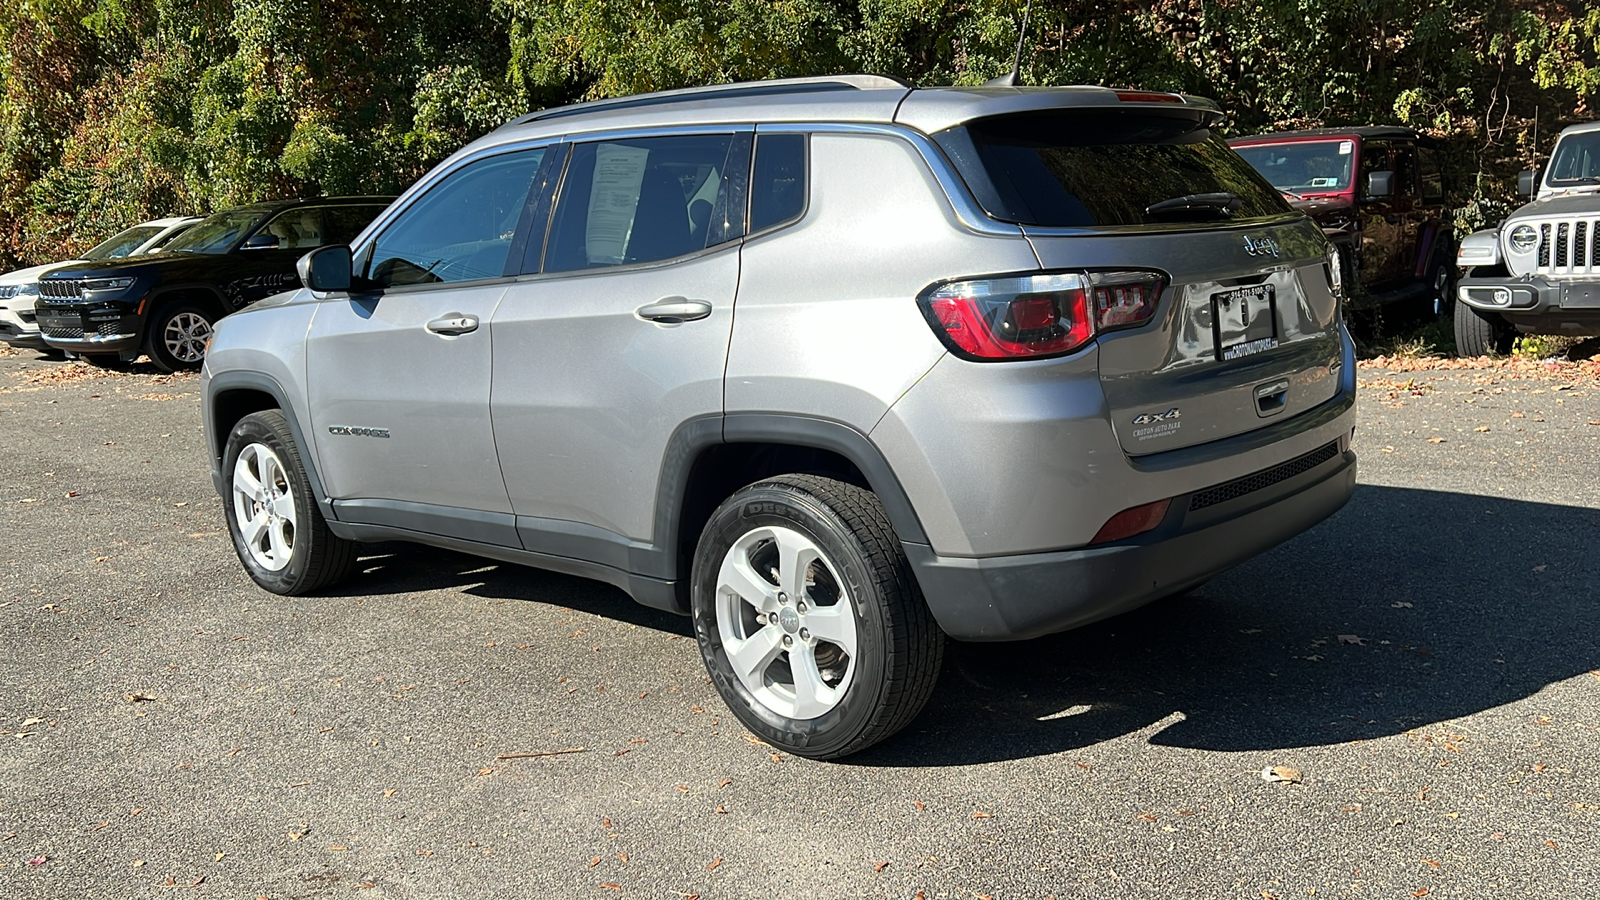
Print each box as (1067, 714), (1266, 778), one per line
(1255, 379), (1290, 417)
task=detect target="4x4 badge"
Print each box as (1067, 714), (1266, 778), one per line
(1243, 235), (1280, 257)
(1132, 408), (1181, 426)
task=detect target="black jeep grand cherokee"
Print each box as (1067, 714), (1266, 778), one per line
(36, 196), (392, 371)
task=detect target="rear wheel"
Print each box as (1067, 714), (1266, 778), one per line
(223, 410), (359, 595)
(1453, 299), (1515, 357)
(146, 301), (217, 372)
(691, 475), (944, 760)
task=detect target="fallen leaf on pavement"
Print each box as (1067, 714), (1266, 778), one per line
(27, 856), (46, 866)
(1392, 602), (1413, 608)
(1533, 565), (1547, 573)
(1338, 634), (1366, 645)
(589, 857), (601, 868)
(124, 692), (157, 703)
(1262, 766), (1302, 784)
(973, 811), (994, 819)
(1426, 437), (1445, 443)
(1474, 425), (1490, 433)
(598, 883), (622, 890)
(874, 861), (888, 872)
(706, 857), (722, 871)
(715, 805), (726, 814)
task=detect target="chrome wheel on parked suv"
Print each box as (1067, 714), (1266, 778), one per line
(147, 302), (215, 372)
(692, 475), (944, 760)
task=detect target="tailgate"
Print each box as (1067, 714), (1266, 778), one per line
(1029, 218), (1343, 454)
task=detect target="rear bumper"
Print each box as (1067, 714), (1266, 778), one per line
(1458, 273), (1600, 331)
(908, 433), (1356, 641)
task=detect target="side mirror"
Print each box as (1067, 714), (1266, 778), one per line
(298, 245), (353, 293)
(240, 234), (279, 250)
(1365, 171), (1394, 198)
(1518, 168), (1538, 197)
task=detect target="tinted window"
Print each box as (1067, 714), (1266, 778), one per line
(166, 209), (268, 254)
(325, 206), (386, 245)
(937, 111), (1291, 227)
(750, 134), (806, 232)
(1547, 131), (1600, 183)
(1418, 146), (1444, 201)
(257, 208), (327, 250)
(82, 225), (164, 260)
(1358, 142), (1391, 198)
(1390, 143), (1417, 197)
(544, 134), (736, 272)
(368, 148), (545, 286)
(1234, 140), (1354, 193)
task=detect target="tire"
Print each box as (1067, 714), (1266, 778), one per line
(222, 410), (359, 595)
(145, 300), (217, 372)
(1453, 299), (1515, 357)
(1424, 250), (1455, 319)
(691, 474), (944, 760)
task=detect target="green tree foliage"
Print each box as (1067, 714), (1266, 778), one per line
(1, 0), (1598, 266)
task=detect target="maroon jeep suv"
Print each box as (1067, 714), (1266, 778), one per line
(1230, 127), (1455, 315)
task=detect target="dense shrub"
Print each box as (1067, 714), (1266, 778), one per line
(1, 1), (1597, 266)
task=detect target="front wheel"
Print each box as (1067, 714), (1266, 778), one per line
(691, 475), (944, 760)
(1453, 300), (1515, 357)
(223, 410), (359, 595)
(146, 301), (217, 372)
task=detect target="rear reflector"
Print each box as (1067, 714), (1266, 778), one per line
(1090, 498), (1172, 544)
(920, 270), (1165, 361)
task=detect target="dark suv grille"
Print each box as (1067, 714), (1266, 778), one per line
(1189, 441), (1340, 511)
(39, 280), (85, 300)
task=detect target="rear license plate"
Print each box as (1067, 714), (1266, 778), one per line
(1211, 284), (1278, 361)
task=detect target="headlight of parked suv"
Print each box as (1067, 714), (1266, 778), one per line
(1507, 224), (1539, 254)
(0, 285), (16, 300)
(81, 276), (138, 294)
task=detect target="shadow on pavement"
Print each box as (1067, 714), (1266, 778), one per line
(856, 485), (1600, 765)
(323, 485), (1600, 765)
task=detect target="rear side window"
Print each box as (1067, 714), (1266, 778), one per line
(258, 208), (327, 250)
(368, 147), (546, 286)
(543, 134), (740, 272)
(750, 134), (807, 232)
(324, 205), (387, 245)
(936, 111), (1291, 227)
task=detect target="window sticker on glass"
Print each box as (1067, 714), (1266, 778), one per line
(585, 144), (650, 265)
(1338, 141), (1353, 155)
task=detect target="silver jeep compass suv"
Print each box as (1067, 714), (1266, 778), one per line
(202, 75), (1357, 759)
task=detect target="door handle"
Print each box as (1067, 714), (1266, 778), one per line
(635, 298), (712, 324)
(426, 313), (479, 336)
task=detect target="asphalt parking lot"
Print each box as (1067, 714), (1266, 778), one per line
(2, 345), (1598, 899)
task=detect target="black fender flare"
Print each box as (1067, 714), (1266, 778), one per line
(649, 413), (929, 581)
(205, 369), (337, 523)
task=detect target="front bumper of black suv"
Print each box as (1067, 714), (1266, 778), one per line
(1458, 273), (1600, 332)
(34, 303), (143, 355)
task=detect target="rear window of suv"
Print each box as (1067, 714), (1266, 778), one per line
(936, 110), (1292, 228)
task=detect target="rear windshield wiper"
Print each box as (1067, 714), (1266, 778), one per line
(1144, 192), (1241, 220)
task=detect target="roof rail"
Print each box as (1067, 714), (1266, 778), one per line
(496, 74), (912, 132)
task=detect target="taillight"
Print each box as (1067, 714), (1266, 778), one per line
(919, 271), (1165, 361)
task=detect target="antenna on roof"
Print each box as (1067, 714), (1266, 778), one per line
(985, 0), (1034, 87)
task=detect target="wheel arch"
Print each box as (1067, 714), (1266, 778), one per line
(145, 284), (229, 320)
(658, 414), (929, 593)
(207, 370), (336, 522)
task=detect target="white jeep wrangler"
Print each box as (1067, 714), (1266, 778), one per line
(1456, 120), (1600, 355)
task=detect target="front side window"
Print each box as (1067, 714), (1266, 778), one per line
(1418, 146), (1444, 201)
(82, 225), (164, 260)
(324, 206), (388, 246)
(165, 209), (269, 254)
(367, 148), (546, 287)
(1358, 142), (1392, 198)
(543, 134), (739, 272)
